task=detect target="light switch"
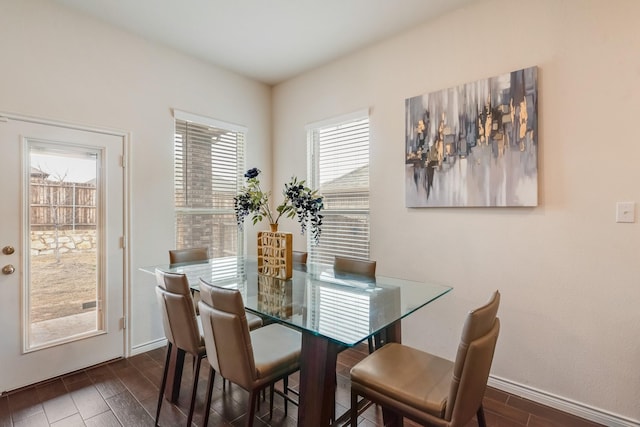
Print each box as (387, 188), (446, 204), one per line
(616, 202), (635, 223)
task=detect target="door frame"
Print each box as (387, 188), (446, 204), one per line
(1, 111), (132, 359)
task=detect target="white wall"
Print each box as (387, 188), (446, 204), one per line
(273, 0), (640, 423)
(0, 0), (272, 352)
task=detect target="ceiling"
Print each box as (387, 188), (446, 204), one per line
(53, 0), (481, 85)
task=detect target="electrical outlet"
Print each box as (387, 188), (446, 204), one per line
(616, 202), (635, 223)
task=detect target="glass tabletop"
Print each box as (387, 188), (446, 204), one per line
(141, 256), (452, 347)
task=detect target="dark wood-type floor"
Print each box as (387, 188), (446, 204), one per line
(0, 344), (604, 427)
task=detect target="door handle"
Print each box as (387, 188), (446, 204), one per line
(2, 246), (15, 255)
(2, 264), (15, 275)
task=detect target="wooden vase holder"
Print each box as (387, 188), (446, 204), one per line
(257, 230), (293, 279)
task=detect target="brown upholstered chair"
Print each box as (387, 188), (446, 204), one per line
(349, 290), (501, 427)
(198, 279), (301, 427)
(169, 248), (209, 316)
(154, 270), (206, 427)
(333, 256), (378, 352)
(292, 251), (308, 273)
(169, 247), (209, 266)
(292, 250), (308, 265)
(168, 248), (263, 330)
(334, 256), (376, 278)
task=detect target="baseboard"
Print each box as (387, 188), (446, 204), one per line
(489, 376), (639, 427)
(130, 338), (167, 356)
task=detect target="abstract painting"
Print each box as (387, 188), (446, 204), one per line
(405, 66), (538, 207)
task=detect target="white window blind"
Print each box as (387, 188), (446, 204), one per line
(174, 115), (245, 257)
(317, 286), (371, 343)
(308, 114), (370, 265)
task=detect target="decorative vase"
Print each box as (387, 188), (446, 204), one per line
(257, 225), (293, 279)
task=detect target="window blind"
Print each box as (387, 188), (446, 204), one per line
(317, 286), (371, 343)
(308, 115), (370, 265)
(174, 117), (245, 257)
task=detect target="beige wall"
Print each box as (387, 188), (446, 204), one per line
(273, 0), (640, 423)
(0, 0), (272, 352)
(3, 0), (639, 422)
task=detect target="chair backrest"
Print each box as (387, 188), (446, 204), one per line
(446, 290), (501, 425)
(198, 279), (256, 390)
(155, 270), (202, 355)
(292, 251), (308, 265)
(333, 256), (376, 278)
(169, 247), (208, 265)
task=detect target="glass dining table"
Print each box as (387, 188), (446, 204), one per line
(141, 256), (452, 426)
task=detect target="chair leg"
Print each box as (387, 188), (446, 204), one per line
(186, 354), (203, 427)
(269, 384), (274, 419)
(375, 330), (385, 348)
(368, 331), (385, 353)
(283, 376), (289, 416)
(350, 390), (358, 427)
(155, 342), (172, 426)
(331, 373), (336, 423)
(202, 368), (216, 427)
(477, 404), (487, 427)
(246, 390), (259, 427)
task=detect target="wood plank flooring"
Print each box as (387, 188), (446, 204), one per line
(0, 344), (604, 426)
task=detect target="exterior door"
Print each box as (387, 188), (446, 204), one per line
(0, 116), (125, 393)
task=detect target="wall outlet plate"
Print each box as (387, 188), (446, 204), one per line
(616, 202), (635, 223)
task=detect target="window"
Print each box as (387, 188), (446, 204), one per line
(174, 111), (246, 257)
(308, 111), (370, 265)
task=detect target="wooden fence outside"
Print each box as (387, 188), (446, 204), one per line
(30, 179), (96, 230)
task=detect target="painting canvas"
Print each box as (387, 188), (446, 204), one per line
(405, 66), (538, 207)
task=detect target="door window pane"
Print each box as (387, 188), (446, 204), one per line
(28, 142), (102, 349)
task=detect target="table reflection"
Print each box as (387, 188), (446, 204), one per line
(257, 275), (293, 318)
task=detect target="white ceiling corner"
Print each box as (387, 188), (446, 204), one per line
(52, 0), (482, 85)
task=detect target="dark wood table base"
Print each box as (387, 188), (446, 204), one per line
(298, 333), (342, 425)
(297, 320), (403, 427)
(163, 321), (404, 426)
